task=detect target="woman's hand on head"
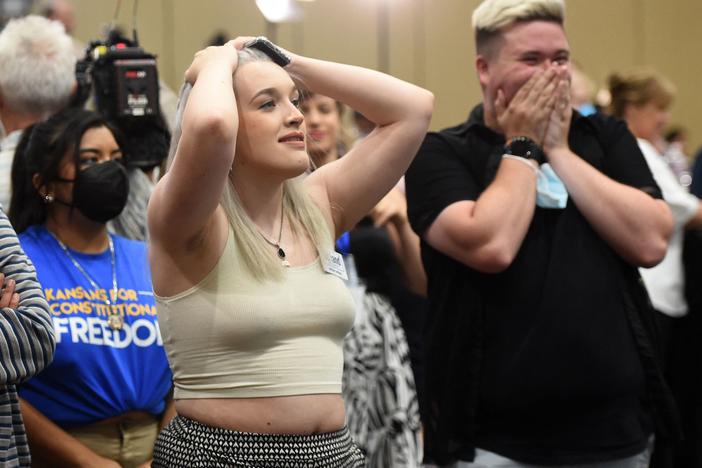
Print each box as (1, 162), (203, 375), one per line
(184, 40), (240, 85)
(231, 36), (255, 50)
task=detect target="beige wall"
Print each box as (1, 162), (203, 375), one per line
(68, 0), (702, 152)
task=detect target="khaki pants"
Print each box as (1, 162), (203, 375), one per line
(64, 417), (159, 468)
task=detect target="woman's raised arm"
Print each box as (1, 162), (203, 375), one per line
(148, 41), (241, 246)
(296, 53), (434, 236)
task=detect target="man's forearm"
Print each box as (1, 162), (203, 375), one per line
(428, 158), (538, 273)
(548, 148), (673, 266)
(473, 158), (539, 261)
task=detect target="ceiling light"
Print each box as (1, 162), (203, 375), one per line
(255, 0), (302, 23)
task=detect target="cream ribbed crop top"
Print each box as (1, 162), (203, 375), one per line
(155, 228), (355, 399)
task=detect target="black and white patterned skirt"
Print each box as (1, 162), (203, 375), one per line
(152, 415), (366, 467)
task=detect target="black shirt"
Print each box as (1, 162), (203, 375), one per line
(406, 105), (678, 465)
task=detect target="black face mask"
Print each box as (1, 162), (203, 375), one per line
(60, 160), (130, 223)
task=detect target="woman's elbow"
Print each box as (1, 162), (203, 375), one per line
(415, 90), (435, 123)
(188, 110), (236, 141)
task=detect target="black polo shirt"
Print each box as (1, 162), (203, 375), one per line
(406, 105), (678, 465)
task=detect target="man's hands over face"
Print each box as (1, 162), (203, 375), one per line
(495, 65), (571, 157)
(541, 77), (572, 157)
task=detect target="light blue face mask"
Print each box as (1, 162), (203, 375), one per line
(577, 103), (597, 117)
(536, 163), (568, 209)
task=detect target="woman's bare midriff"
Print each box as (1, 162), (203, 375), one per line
(175, 394), (346, 435)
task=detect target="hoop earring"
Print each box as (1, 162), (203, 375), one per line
(43, 193), (55, 204)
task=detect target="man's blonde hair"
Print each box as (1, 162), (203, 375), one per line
(472, 0), (565, 57)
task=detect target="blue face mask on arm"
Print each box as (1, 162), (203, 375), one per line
(536, 163), (568, 209)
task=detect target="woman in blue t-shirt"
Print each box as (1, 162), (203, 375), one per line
(8, 108), (173, 468)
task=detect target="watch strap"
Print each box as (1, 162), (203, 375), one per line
(504, 136), (545, 164)
(245, 37), (292, 68)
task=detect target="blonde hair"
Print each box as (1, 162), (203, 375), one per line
(472, 0), (565, 57)
(167, 48), (332, 281)
(607, 69), (676, 118)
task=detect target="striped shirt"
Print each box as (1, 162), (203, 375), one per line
(0, 209), (54, 467)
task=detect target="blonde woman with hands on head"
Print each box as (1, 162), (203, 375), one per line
(148, 36), (433, 466)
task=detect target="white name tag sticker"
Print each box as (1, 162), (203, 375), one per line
(322, 251), (348, 281)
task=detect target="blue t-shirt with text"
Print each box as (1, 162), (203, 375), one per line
(18, 225), (172, 427)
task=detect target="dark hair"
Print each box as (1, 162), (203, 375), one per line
(9, 108), (126, 232)
(207, 31), (229, 47)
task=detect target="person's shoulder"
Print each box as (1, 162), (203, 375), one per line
(10, 225), (46, 266)
(418, 117), (475, 158)
(572, 110), (628, 137)
(430, 105), (483, 141)
(434, 121), (472, 138)
(16, 224), (43, 247)
(571, 111), (642, 158)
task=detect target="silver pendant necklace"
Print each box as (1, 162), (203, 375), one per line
(48, 230), (123, 330)
(257, 201), (290, 268)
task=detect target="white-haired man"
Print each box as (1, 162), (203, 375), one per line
(0, 15), (76, 209)
(406, 0), (678, 466)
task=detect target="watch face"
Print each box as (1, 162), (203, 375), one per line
(506, 137), (543, 163)
(509, 139), (533, 156)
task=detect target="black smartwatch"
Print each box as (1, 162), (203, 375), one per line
(245, 37), (291, 68)
(504, 136), (545, 165)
